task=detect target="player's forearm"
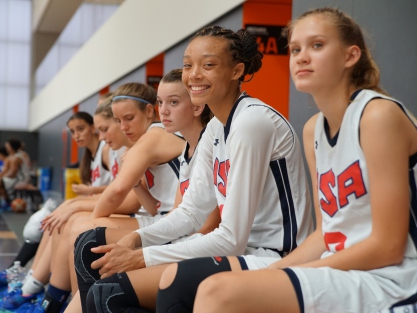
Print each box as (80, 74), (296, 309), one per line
(268, 230), (326, 269)
(132, 185), (158, 216)
(91, 186), (127, 218)
(298, 235), (405, 271)
(71, 200), (96, 213)
(112, 192), (141, 215)
(88, 185), (107, 195)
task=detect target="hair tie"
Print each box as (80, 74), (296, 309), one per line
(112, 95), (151, 104)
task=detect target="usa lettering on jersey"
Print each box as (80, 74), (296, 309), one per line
(319, 160), (367, 251)
(180, 179), (190, 196)
(145, 169), (155, 189)
(112, 161), (119, 179)
(213, 158), (230, 215)
(91, 166), (100, 183)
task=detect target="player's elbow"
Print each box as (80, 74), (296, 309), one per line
(383, 244), (406, 265)
(371, 235), (406, 266)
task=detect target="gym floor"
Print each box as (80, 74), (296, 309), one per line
(0, 210), (28, 271)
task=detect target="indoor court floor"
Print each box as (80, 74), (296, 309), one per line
(0, 210), (28, 271)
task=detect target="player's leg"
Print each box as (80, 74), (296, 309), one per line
(193, 269), (299, 313)
(85, 264), (170, 313)
(63, 290), (81, 313)
(156, 255), (279, 312)
(156, 256), (248, 313)
(74, 226), (139, 311)
(29, 230), (49, 270)
(68, 216), (139, 293)
(48, 211), (90, 292)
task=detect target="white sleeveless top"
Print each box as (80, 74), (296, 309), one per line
(108, 146), (126, 181)
(178, 129), (204, 196)
(90, 140), (111, 187)
(315, 89), (417, 260)
(144, 123), (183, 213)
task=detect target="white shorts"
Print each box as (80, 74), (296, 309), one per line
(286, 257), (417, 313)
(241, 255), (280, 270)
(2, 177), (18, 196)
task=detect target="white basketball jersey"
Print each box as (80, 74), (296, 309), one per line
(178, 129), (204, 196)
(315, 89), (417, 259)
(14, 152), (30, 184)
(209, 94), (313, 255)
(90, 140), (111, 187)
(138, 93), (313, 265)
(144, 123), (182, 213)
(108, 146), (126, 181)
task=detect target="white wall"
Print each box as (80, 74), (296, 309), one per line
(29, 0), (245, 131)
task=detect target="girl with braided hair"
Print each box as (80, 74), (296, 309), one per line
(70, 25), (313, 313)
(184, 8), (417, 313)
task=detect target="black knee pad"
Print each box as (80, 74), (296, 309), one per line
(156, 257), (231, 313)
(74, 227), (107, 284)
(86, 272), (146, 313)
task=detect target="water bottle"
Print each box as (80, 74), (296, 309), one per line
(6, 261), (27, 291)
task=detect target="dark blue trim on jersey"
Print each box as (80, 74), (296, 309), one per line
(224, 94), (251, 142)
(247, 104), (295, 146)
(270, 158), (298, 254)
(183, 127), (206, 164)
(410, 152), (417, 168)
(282, 268), (304, 313)
(168, 158), (180, 179)
(350, 89), (363, 101)
(324, 118), (339, 147)
(323, 90), (362, 147)
(390, 292), (417, 309)
(236, 256), (248, 270)
(409, 169), (417, 250)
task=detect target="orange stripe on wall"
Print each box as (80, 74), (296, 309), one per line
(99, 86), (110, 96)
(146, 53), (164, 118)
(243, 0), (292, 118)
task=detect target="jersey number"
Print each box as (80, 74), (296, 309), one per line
(324, 231), (347, 251)
(145, 169), (155, 189)
(180, 179), (190, 196)
(213, 158), (230, 197)
(319, 161), (366, 217)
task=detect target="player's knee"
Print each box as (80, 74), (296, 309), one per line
(74, 227), (107, 283)
(23, 209), (48, 243)
(196, 273), (236, 306)
(159, 263), (178, 290)
(74, 227), (107, 252)
(23, 221), (42, 243)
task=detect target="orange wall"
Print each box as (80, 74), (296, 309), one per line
(243, 0), (291, 118)
(146, 53), (164, 116)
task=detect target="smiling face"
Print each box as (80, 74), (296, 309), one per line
(289, 14), (351, 95)
(157, 81), (197, 134)
(67, 118), (96, 148)
(93, 114), (127, 150)
(111, 99), (151, 142)
(182, 36), (240, 109)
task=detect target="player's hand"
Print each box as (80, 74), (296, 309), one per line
(40, 207), (72, 234)
(72, 184), (91, 195)
(90, 244), (145, 278)
(116, 232), (140, 249)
